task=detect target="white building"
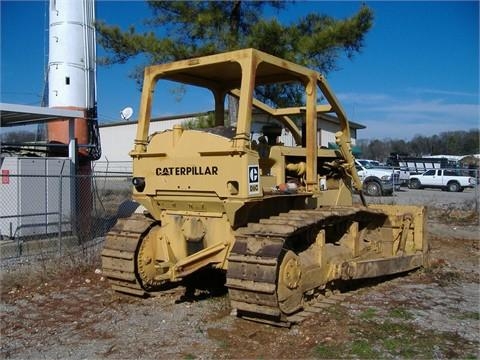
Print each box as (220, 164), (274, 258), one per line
(95, 112), (365, 173)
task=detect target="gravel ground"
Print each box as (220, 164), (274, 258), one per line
(357, 186), (479, 208)
(1, 188), (479, 359)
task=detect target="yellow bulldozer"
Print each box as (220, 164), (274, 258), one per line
(102, 48), (427, 325)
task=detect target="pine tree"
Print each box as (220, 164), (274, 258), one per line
(97, 1), (373, 109)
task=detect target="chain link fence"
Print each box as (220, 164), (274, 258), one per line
(0, 160), (133, 266)
(1, 159), (478, 267)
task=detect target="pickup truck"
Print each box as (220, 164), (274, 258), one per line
(355, 160), (396, 196)
(357, 159), (408, 187)
(409, 169), (476, 192)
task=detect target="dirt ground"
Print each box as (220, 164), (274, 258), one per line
(1, 191), (479, 359)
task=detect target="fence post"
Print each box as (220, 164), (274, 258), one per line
(475, 171), (479, 215)
(58, 161), (65, 253)
(69, 139), (78, 241)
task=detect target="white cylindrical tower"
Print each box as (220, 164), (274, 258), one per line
(48, 0), (96, 109)
(47, 0), (101, 160)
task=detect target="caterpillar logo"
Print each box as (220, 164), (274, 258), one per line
(156, 166), (218, 176)
(248, 165), (260, 194)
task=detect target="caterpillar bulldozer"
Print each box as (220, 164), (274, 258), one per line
(101, 48), (427, 325)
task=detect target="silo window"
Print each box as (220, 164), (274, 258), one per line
(65, 77), (70, 85)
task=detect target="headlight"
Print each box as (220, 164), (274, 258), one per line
(132, 177), (146, 192)
(381, 175), (391, 181)
(469, 178), (476, 185)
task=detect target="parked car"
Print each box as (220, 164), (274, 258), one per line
(409, 169), (476, 192)
(355, 160), (396, 196)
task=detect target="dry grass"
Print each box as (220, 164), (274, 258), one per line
(0, 246), (101, 298)
(429, 198), (479, 225)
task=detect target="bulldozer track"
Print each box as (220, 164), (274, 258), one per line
(101, 214), (156, 297)
(102, 207), (415, 327)
(232, 289), (353, 327)
(283, 264), (420, 326)
(226, 206), (384, 326)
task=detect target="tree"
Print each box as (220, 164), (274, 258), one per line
(96, 1), (374, 109)
(410, 134), (431, 156)
(357, 129), (479, 161)
(461, 130), (480, 154)
(390, 139), (409, 156)
(182, 112), (216, 129)
(367, 139), (388, 160)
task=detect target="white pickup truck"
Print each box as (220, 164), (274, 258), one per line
(409, 169), (476, 192)
(357, 159), (408, 187)
(355, 160), (396, 196)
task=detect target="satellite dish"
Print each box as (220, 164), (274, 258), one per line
(120, 107), (133, 121)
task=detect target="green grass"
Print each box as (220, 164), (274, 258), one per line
(455, 311), (480, 320)
(311, 309), (478, 360)
(312, 343), (341, 359)
(382, 337), (416, 358)
(388, 307), (413, 320)
(377, 320), (411, 333)
(350, 339), (380, 358)
(358, 307), (377, 320)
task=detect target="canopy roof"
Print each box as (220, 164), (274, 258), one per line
(0, 103), (83, 127)
(147, 48), (316, 90)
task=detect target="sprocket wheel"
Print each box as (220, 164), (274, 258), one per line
(277, 250), (303, 314)
(136, 225), (164, 290)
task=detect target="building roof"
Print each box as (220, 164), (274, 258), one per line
(318, 113), (365, 130)
(99, 111), (366, 130)
(98, 112), (203, 128)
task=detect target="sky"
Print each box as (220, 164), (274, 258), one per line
(1, 0), (479, 141)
